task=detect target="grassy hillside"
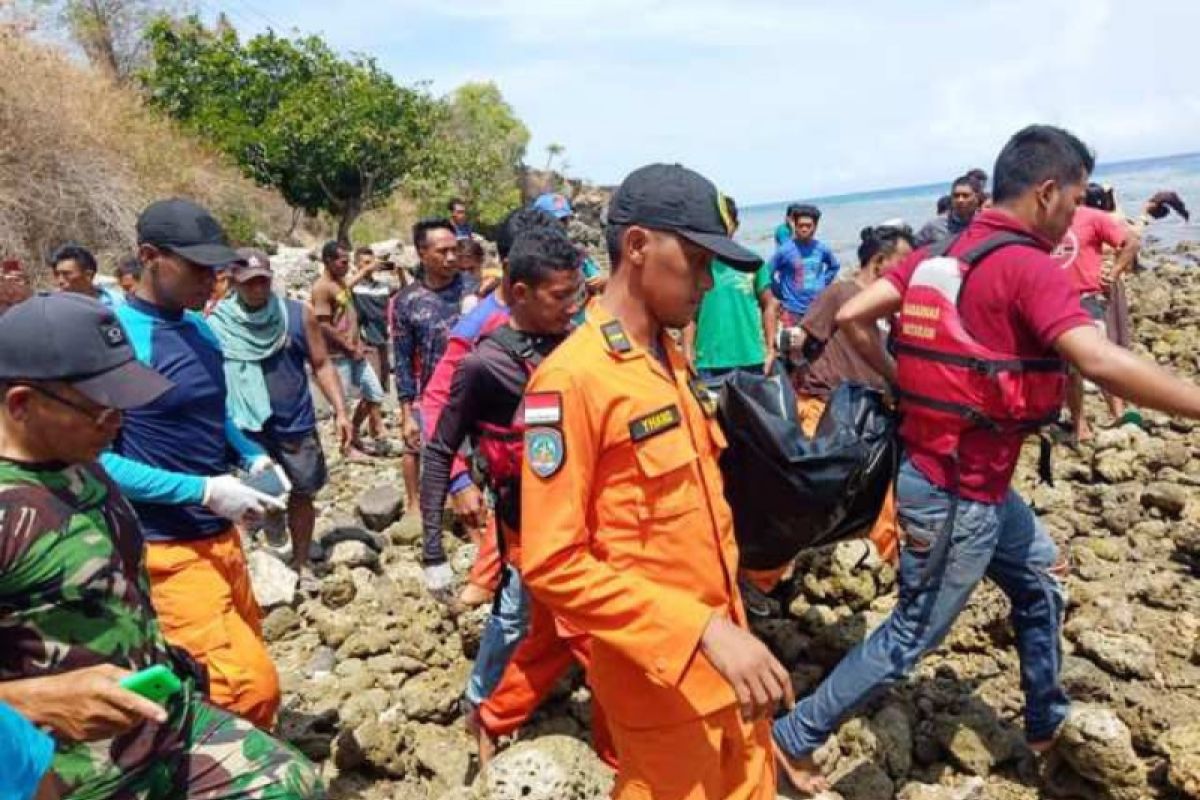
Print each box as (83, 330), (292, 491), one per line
(0, 31), (295, 277)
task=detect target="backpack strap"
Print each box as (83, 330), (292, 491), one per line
(958, 232), (1039, 266)
(486, 325), (544, 371)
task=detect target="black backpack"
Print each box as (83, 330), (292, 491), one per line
(717, 371), (898, 570)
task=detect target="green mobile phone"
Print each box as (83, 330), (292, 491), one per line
(119, 664), (182, 705)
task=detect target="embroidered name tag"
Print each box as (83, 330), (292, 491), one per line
(629, 405), (682, 443)
(523, 392), (562, 426)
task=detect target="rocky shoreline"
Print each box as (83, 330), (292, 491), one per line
(247, 241), (1200, 800)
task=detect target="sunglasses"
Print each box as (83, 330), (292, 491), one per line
(16, 382), (121, 427)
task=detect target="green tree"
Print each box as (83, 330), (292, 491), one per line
(141, 18), (442, 243)
(544, 142), (564, 173)
(411, 81), (529, 230)
(61, 0), (156, 80)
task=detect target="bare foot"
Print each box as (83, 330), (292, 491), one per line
(458, 582), (492, 607)
(1074, 419), (1093, 443)
(774, 747), (830, 796)
(477, 725), (498, 770)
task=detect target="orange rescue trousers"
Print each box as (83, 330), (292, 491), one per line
(479, 593), (617, 767)
(144, 526), (281, 729)
(609, 709), (775, 800)
(465, 511), (503, 593)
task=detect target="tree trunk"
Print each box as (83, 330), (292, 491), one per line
(336, 199), (362, 247)
(285, 207), (302, 242)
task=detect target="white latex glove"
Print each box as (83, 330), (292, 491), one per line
(423, 563), (456, 604)
(203, 475), (286, 526)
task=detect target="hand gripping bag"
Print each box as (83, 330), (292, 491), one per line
(717, 371), (898, 570)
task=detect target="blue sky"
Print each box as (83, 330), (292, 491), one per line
(200, 0), (1199, 205)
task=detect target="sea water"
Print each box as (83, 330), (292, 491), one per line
(739, 152), (1200, 264)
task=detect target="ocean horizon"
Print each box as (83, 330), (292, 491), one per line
(739, 151), (1200, 263)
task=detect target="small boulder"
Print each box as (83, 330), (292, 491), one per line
(387, 514), (424, 546)
(411, 723), (472, 795)
(896, 778), (984, 800)
(474, 735), (614, 800)
(261, 605), (302, 642)
(328, 539), (380, 570)
(1053, 705), (1147, 800)
(246, 549), (298, 609)
(1161, 724), (1200, 799)
(357, 484), (404, 531)
(1142, 482), (1190, 517)
(828, 756), (893, 800)
(932, 710), (1016, 777)
(397, 665), (470, 723)
(319, 570), (357, 609)
(1076, 630), (1157, 679)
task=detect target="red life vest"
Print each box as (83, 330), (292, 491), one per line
(893, 233), (1067, 460)
(472, 325), (547, 532)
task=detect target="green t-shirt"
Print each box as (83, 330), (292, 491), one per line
(695, 259), (772, 370)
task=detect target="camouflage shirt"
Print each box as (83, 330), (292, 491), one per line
(0, 459), (194, 776)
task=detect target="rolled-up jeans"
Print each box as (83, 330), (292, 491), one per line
(465, 563), (530, 705)
(773, 456), (1069, 757)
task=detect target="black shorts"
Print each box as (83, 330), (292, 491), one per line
(249, 429), (328, 498)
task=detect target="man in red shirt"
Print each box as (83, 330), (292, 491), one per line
(1055, 197), (1141, 439)
(773, 124), (1200, 793)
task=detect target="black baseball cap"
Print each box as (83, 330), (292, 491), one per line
(136, 198), (240, 268)
(231, 247), (273, 282)
(0, 293), (173, 409)
(607, 163), (763, 272)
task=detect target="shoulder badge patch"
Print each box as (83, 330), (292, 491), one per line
(523, 392), (562, 426)
(629, 405), (682, 443)
(526, 427), (565, 478)
(600, 320), (633, 354)
(688, 377), (718, 417)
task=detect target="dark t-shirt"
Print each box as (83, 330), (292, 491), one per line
(419, 330), (565, 564)
(885, 208), (1091, 502)
(797, 281), (888, 398)
(352, 279), (393, 346)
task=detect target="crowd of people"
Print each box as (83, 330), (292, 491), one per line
(0, 124), (1197, 800)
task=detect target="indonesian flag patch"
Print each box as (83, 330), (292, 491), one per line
(523, 392), (563, 426)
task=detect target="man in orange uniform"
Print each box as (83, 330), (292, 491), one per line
(519, 164), (793, 799)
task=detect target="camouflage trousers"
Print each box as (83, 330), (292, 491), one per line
(45, 695), (324, 800)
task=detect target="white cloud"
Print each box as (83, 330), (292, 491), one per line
(242, 0), (1200, 201)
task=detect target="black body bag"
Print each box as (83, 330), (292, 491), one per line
(717, 371), (898, 570)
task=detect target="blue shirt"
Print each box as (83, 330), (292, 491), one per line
(0, 702), (54, 800)
(261, 298), (316, 438)
(769, 238), (841, 316)
(101, 295), (264, 542)
(390, 274), (467, 403)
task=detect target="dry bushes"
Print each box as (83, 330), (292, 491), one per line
(0, 31), (293, 275)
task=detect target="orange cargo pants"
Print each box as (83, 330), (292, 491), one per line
(479, 592), (617, 767)
(741, 394), (899, 593)
(609, 708), (775, 799)
(144, 526), (281, 729)
(466, 512), (503, 593)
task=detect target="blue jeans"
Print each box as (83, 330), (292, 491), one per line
(773, 457), (1069, 757)
(464, 564), (530, 705)
(332, 357), (385, 404)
